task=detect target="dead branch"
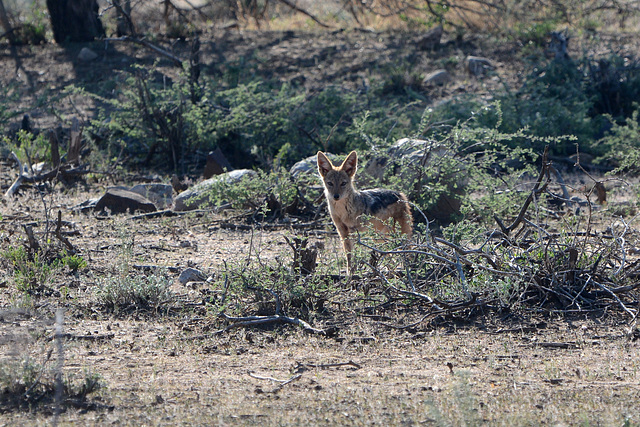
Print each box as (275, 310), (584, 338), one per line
(248, 372), (302, 393)
(388, 285), (445, 310)
(592, 278), (638, 321)
(105, 36), (184, 68)
(495, 145), (551, 235)
(49, 130), (60, 169)
(356, 235), (518, 278)
(67, 118), (82, 165)
(275, 0), (332, 28)
(294, 360), (361, 370)
(5, 151), (25, 198)
(378, 294), (482, 330)
(22, 223), (39, 253)
(220, 221), (323, 231)
(128, 209), (181, 220)
(216, 313), (325, 335)
(5, 161), (91, 198)
(433, 237), (498, 268)
(23, 349), (53, 399)
(54, 211), (76, 254)
(284, 236), (318, 275)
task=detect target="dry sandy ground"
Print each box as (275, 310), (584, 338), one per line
(2, 309), (639, 425)
(1, 180), (639, 425)
(1, 24), (640, 426)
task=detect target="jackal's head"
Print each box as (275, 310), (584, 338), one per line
(317, 151), (358, 202)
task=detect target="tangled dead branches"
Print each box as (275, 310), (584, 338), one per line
(347, 146), (639, 328)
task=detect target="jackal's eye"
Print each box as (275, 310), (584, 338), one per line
(340, 181), (347, 187)
(326, 182), (333, 187)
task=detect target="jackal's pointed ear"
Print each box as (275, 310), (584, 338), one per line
(341, 151), (358, 177)
(317, 151), (333, 177)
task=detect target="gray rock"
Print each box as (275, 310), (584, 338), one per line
(290, 153), (341, 177)
(467, 56), (494, 76)
(130, 183), (173, 210)
(178, 267), (206, 285)
(78, 47), (98, 62)
(94, 187), (157, 214)
(423, 69), (449, 86)
(290, 155), (318, 177)
(174, 169), (257, 211)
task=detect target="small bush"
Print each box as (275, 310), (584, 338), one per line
(61, 253), (87, 273)
(0, 356), (104, 411)
(3, 130), (53, 166)
(199, 168), (315, 218)
(2, 246), (59, 294)
(97, 272), (173, 313)
(599, 107), (640, 174)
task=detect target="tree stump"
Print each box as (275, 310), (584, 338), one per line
(46, 0), (105, 43)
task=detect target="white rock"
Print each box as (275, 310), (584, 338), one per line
(423, 69), (449, 86)
(173, 169), (257, 211)
(178, 267), (205, 284)
(130, 183), (173, 210)
(78, 47), (99, 62)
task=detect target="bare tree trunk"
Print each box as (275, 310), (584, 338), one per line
(0, 0), (17, 44)
(114, 0), (134, 36)
(46, 0), (105, 43)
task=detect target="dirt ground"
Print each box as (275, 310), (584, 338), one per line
(1, 173), (639, 425)
(1, 28), (640, 425)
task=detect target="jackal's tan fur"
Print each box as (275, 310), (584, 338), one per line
(317, 151), (412, 273)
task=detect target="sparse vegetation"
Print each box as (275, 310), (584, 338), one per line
(0, 354), (104, 412)
(2, 246), (59, 294)
(0, 0), (640, 424)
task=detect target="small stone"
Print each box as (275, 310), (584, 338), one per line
(178, 267), (205, 285)
(78, 47), (98, 62)
(423, 69), (449, 86)
(467, 56), (494, 76)
(94, 187), (156, 214)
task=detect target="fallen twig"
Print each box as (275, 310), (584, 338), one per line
(495, 145), (551, 235)
(105, 36), (184, 67)
(54, 211), (76, 254)
(295, 360), (361, 370)
(216, 313), (325, 335)
(249, 372), (302, 393)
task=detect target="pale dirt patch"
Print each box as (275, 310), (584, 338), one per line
(1, 173), (639, 425)
(1, 25), (640, 425)
(2, 311), (639, 425)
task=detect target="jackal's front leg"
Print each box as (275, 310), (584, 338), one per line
(335, 222), (354, 276)
(341, 237), (355, 276)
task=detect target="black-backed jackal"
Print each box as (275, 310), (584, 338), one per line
(317, 151), (413, 274)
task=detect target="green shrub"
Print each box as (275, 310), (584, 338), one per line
(599, 107), (640, 174)
(81, 61), (429, 172)
(2, 246), (59, 294)
(497, 59), (595, 155)
(3, 130), (53, 166)
(97, 272), (173, 313)
(355, 103), (544, 224)
(61, 253), (87, 273)
(196, 167), (316, 219)
(0, 356), (104, 410)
